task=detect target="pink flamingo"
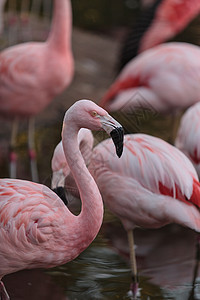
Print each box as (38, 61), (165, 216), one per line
(100, 42), (200, 114)
(51, 128), (94, 199)
(175, 102), (200, 178)
(88, 133), (200, 296)
(0, 100), (124, 300)
(119, 0), (200, 70)
(0, 0), (74, 181)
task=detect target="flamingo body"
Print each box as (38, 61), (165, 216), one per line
(175, 102), (200, 177)
(0, 42), (73, 117)
(89, 134), (200, 231)
(0, 0), (74, 181)
(0, 0), (73, 118)
(100, 42), (200, 113)
(0, 179), (81, 277)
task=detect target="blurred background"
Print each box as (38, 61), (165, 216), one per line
(1, 0), (200, 183)
(1, 1), (200, 299)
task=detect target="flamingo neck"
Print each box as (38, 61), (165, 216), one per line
(47, 0), (72, 54)
(62, 118), (104, 244)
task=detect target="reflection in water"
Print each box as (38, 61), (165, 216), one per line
(48, 236), (163, 300)
(3, 269), (67, 300)
(102, 219), (200, 300)
(46, 221), (200, 300)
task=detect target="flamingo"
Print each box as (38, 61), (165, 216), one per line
(51, 128), (94, 200)
(50, 122), (200, 295)
(0, 0), (74, 182)
(88, 133), (200, 296)
(119, 0), (200, 71)
(0, 99), (124, 300)
(99, 42), (200, 115)
(175, 102), (200, 178)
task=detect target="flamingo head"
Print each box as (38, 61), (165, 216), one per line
(64, 100), (124, 157)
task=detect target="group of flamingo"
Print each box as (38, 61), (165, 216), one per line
(1, 0), (200, 299)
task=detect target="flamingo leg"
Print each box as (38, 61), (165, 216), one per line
(169, 111), (182, 144)
(0, 281), (10, 300)
(9, 118), (18, 179)
(28, 117), (39, 182)
(127, 229), (139, 297)
(188, 235), (200, 300)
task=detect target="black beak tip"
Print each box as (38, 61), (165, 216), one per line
(110, 127), (124, 158)
(52, 187), (68, 206)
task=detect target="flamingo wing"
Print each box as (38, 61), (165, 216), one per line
(100, 43), (200, 112)
(90, 133), (200, 207)
(89, 133), (200, 230)
(0, 179), (69, 276)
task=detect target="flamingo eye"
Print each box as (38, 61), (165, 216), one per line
(91, 111), (98, 117)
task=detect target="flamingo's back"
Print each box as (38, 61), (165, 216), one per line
(89, 134), (200, 231)
(0, 41), (73, 117)
(100, 43), (200, 112)
(0, 178), (77, 278)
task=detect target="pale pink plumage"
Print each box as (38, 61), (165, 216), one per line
(51, 126), (200, 294)
(100, 42), (200, 113)
(175, 102), (200, 178)
(0, 0), (74, 181)
(0, 0), (73, 117)
(51, 128), (94, 197)
(0, 100), (124, 299)
(89, 133), (200, 231)
(88, 133), (200, 295)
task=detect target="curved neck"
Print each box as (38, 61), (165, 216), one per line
(62, 117), (103, 244)
(47, 0), (72, 54)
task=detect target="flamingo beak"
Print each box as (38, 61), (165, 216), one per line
(110, 126), (124, 158)
(100, 115), (124, 157)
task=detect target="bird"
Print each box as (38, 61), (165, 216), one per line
(175, 102), (200, 178)
(88, 133), (200, 296)
(118, 0), (200, 71)
(51, 128), (94, 200)
(0, 0), (74, 182)
(0, 99), (124, 300)
(100, 42), (200, 116)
